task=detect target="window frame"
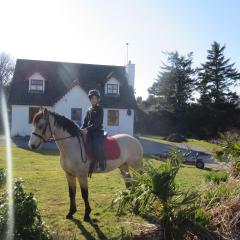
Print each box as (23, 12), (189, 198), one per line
(107, 110), (119, 126)
(29, 79), (44, 92)
(106, 83), (119, 95)
(71, 108), (82, 127)
(29, 107), (40, 123)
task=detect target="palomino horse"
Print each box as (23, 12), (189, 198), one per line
(28, 108), (143, 221)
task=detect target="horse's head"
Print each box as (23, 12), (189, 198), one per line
(28, 108), (53, 150)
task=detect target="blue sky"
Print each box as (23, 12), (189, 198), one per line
(0, 0), (239, 99)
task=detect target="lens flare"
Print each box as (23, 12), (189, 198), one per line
(1, 89), (14, 240)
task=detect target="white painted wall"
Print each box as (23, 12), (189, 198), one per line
(103, 108), (134, 136)
(54, 85), (91, 125)
(11, 105), (29, 136)
(11, 85), (134, 136)
(11, 105), (52, 136)
(125, 62), (135, 88)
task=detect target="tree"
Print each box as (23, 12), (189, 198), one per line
(198, 42), (240, 105)
(148, 52), (196, 112)
(0, 52), (15, 88)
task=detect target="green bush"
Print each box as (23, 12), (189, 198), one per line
(204, 171), (228, 184)
(0, 179), (52, 240)
(112, 153), (214, 240)
(216, 132), (240, 177)
(202, 181), (240, 208)
(0, 168), (6, 187)
(194, 208), (210, 226)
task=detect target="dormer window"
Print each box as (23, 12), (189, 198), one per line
(30, 79), (44, 91)
(105, 77), (120, 95)
(107, 84), (119, 94)
(28, 72), (46, 93)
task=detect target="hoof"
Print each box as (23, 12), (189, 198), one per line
(66, 214), (73, 219)
(84, 215), (91, 222)
(66, 208), (77, 219)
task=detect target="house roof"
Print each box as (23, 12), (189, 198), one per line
(9, 59), (136, 109)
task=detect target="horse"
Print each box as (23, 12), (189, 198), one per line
(28, 108), (143, 221)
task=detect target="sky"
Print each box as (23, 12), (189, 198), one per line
(0, 0), (240, 99)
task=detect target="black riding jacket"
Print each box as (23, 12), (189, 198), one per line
(81, 105), (104, 136)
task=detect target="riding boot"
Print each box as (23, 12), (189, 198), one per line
(92, 136), (106, 171)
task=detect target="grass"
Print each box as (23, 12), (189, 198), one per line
(140, 135), (221, 154)
(0, 145), (211, 239)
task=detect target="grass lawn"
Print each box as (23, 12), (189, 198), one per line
(0, 145), (210, 239)
(140, 134), (221, 154)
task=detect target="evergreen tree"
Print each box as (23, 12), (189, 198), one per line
(148, 51), (196, 112)
(198, 42), (240, 105)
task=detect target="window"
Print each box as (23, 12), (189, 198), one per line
(107, 84), (119, 94)
(29, 107), (40, 123)
(107, 110), (119, 126)
(71, 108), (82, 127)
(29, 79), (44, 92)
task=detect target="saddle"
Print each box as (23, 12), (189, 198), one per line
(84, 135), (120, 161)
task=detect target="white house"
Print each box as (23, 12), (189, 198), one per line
(9, 59), (136, 136)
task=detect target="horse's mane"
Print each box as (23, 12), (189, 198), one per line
(32, 111), (43, 126)
(33, 111), (80, 136)
(51, 112), (80, 136)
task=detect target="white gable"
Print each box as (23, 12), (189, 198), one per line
(53, 85), (90, 124)
(29, 72), (45, 81)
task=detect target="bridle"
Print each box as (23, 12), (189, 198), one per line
(31, 113), (87, 162)
(32, 114), (73, 143)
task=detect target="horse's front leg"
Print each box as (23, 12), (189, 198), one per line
(78, 175), (91, 222)
(65, 173), (77, 219)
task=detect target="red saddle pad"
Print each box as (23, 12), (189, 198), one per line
(85, 136), (120, 160)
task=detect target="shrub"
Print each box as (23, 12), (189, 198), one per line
(112, 152), (214, 240)
(204, 171), (228, 184)
(216, 132), (240, 177)
(0, 168), (6, 187)
(0, 179), (52, 240)
(202, 179), (240, 208)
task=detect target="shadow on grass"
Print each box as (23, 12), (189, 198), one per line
(70, 218), (107, 240)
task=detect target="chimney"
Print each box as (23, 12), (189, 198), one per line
(125, 60), (135, 88)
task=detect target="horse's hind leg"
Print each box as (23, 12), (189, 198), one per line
(78, 175), (92, 222)
(65, 173), (77, 219)
(119, 163), (132, 188)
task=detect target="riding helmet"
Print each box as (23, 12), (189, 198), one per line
(88, 89), (101, 99)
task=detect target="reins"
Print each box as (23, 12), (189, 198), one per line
(32, 113), (87, 163)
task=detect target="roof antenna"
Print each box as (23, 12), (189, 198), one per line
(126, 43), (129, 65)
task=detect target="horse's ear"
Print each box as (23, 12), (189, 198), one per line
(43, 108), (48, 119)
(39, 106), (43, 112)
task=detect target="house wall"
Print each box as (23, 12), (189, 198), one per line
(11, 105), (29, 136)
(53, 85), (91, 125)
(104, 108), (134, 136)
(11, 105), (52, 136)
(11, 85), (134, 136)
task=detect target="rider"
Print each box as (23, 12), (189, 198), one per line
(80, 89), (106, 174)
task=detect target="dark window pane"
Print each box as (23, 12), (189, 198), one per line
(107, 110), (119, 126)
(29, 107), (40, 123)
(30, 79), (44, 92)
(107, 84), (118, 94)
(71, 108), (82, 126)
